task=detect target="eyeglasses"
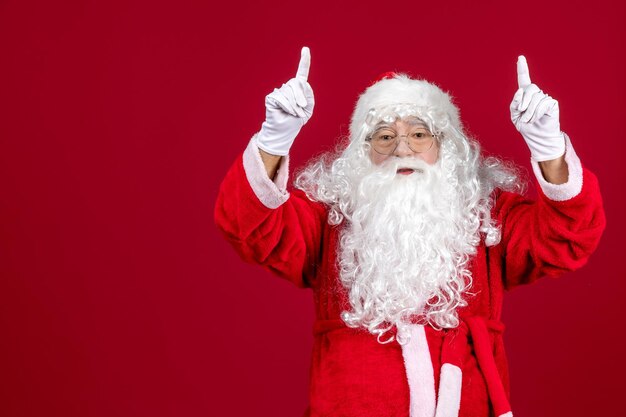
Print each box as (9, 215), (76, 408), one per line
(366, 127), (437, 155)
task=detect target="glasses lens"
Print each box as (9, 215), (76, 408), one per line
(371, 130), (397, 154)
(407, 130), (434, 153)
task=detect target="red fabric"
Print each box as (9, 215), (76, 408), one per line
(214, 152), (605, 417)
(433, 318), (506, 416)
(466, 317), (510, 416)
(372, 71), (398, 85)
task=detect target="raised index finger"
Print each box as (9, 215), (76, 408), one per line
(296, 46), (311, 81)
(517, 55), (531, 88)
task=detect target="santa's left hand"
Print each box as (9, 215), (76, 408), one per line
(510, 56), (565, 162)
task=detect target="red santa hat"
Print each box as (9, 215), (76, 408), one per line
(349, 73), (463, 142)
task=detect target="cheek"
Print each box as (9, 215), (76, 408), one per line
(421, 146), (439, 165)
(369, 149), (389, 165)
(419, 143), (440, 165)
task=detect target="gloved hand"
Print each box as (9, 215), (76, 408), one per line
(256, 47), (314, 156)
(510, 56), (565, 162)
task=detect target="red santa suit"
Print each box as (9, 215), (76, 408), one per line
(214, 134), (605, 417)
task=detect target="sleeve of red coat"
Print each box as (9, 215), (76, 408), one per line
(495, 135), (606, 289)
(214, 135), (327, 288)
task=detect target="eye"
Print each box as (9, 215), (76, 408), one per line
(373, 129), (396, 141)
(411, 131), (431, 139)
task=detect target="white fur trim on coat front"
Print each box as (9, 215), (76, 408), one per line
(400, 324), (436, 417)
(434, 363), (463, 417)
(242, 134), (290, 209)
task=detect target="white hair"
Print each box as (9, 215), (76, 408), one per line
(295, 105), (524, 344)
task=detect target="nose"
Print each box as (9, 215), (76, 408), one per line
(393, 136), (415, 157)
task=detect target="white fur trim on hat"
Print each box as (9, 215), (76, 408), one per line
(350, 74), (462, 142)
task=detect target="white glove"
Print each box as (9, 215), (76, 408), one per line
(510, 56), (565, 162)
(255, 47), (314, 156)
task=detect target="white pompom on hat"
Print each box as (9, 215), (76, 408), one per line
(349, 73), (462, 142)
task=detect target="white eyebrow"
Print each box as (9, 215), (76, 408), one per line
(404, 118), (428, 127)
(373, 121), (394, 129)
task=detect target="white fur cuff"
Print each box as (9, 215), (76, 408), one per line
(242, 134), (290, 209)
(531, 133), (583, 202)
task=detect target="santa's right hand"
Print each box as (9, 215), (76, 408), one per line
(256, 47), (314, 156)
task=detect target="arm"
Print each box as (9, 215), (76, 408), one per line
(214, 47), (322, 287)
(215, 138), (326, 288)
(496, 139), (605, 289)
(500, 56), (606, 288)
(538, 155), (568, 185)
(259, 149), (282, 180)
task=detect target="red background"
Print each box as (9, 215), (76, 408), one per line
(1, 0), (624, 416)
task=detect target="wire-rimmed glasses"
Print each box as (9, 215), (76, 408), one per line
(366, 126), (437, 155)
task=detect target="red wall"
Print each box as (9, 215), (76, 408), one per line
(1, 1), (624, 416)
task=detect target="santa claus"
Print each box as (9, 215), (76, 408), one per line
(215, 47), (605, 417)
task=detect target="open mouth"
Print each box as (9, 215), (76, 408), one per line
(397, 168), (414, 175)
(397, 168), (423, 175)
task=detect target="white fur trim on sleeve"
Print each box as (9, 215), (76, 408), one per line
(242, 134), (290, 209)
(530, 133), (583, 202)
(400, 324), (436, 417)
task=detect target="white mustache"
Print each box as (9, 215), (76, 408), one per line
(385, 158), (431, 172)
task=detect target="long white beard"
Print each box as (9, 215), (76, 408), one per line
(338, 157), (480, 343)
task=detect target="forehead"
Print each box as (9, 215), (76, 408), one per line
(374, 116), (428, 130)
